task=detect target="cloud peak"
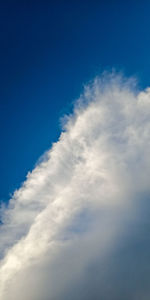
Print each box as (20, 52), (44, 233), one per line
(1, 73), (150, 299)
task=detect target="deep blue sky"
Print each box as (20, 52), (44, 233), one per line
(1, 0), (150, 202)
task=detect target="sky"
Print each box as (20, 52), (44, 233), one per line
(1, 0), (150, 202)
(1, 1), (150, 299)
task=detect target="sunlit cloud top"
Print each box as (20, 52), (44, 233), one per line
(1, 73), (150, 299)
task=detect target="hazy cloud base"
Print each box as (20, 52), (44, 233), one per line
(1, 73), (150, 299)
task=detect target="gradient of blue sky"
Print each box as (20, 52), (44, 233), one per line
(1, 0), (150, 202)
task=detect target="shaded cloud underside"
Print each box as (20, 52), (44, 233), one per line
(1, 73), (150, 299)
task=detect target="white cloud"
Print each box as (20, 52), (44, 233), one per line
(1, 73), (150, 299)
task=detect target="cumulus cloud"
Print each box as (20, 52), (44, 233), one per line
(1, 73), (150, 299)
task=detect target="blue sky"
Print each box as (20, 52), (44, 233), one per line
(2, 3), (150, 297)
(1, 0), (150, 202)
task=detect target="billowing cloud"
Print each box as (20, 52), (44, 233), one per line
(1, 73), (150, 299)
